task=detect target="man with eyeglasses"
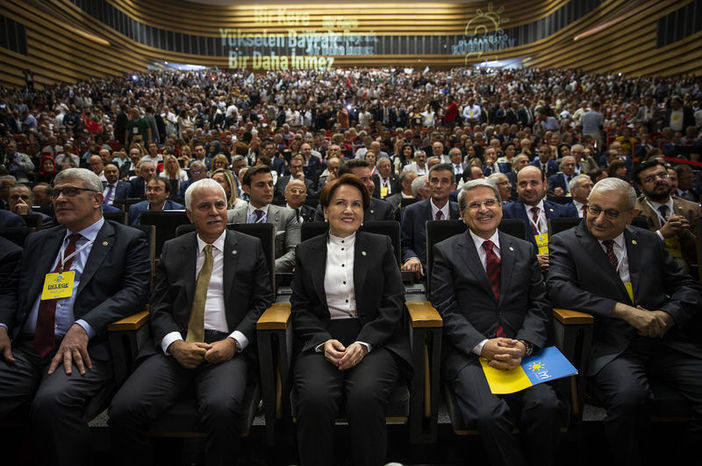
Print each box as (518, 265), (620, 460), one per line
(633, 160), (700, 273)
(284, 178), (315, 224)
(431, 179), (560, 466)
(176, 160), (207, 203)
(273, 154), (317, 207)
(0, 168), (150, 466)
(128, 177), (183, 226)
(548, 177), (702, 466)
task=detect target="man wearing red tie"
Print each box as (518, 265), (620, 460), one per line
(430, 179), (560, 466)
(568, 174), (594, 219)
(0, 168), (150, 466)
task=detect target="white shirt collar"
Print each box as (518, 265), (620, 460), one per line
(196, 229), (226, 253)
(468, 228), (501, 252)
(328, 231), (356, 246)
(430, 199), (450, 219)
(247, 202), (269, 217)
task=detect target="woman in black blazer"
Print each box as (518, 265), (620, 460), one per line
(291, 174), (411, 466)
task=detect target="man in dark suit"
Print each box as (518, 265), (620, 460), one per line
(128, 160), (156, 200)
(431, 179), (560, 466)
(547, 177), (702, 466)
(273, 154), (317, 207)
(284, 178), (316, 224)
(547, 156), (577, 197)
(503, 165), (578, 269)
(314, 159), (394, 222)
(0, 168), (150, 466)
(110, 178), (273, 466)
(8, 183), (54, 228)
(372, 157), (401, 200)
(530, 144), (559, 178)
(128, 177), (184, 226)
(102, 163), (131, 206)
(401, 163), (460, 278)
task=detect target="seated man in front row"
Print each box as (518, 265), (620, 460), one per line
(110, 178), (273, 466)
(431, 179), (561, 466)
(547, 177), (702, 465)
(0, 168), (151, 466)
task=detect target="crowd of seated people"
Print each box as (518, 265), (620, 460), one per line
(0, 66), (701, 465)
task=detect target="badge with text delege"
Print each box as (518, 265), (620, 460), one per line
(41, 271), (76, 300)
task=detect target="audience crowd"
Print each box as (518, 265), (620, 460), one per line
(1, 66), (702, 466)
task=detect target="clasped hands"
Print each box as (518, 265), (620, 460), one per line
(323, 339), (368, 370)
(614, 302), (674, 338)
(480, 338), (527, 371)
(168, 338), (237, 369)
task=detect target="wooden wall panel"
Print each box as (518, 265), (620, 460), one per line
(1, 0), (699, 89)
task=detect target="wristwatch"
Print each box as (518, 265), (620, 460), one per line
(520, 340), (534, 356)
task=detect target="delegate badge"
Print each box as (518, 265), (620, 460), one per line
(535, 233), (549, 255)
(41, 271), (75, 300)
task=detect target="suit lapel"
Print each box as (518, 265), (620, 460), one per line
(497, 232), (516, 306)
(267, 204), (280, 227)
(575, 223), (631, 303)
(353, 232), (368, 307)
(638, 199), (661, 228)
(28, 228), (65, 304)
(623, 227), (640, 304)
(457, 232), (495, 300)
(182, 233), (198, 310)
(308, 235), (328, 310)
(223, 230), (239, 321)
(76, 221), (115, 297)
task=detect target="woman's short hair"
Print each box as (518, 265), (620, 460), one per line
(319, 174), (370, 210)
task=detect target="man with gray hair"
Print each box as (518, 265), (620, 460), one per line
(547, 155), (577, 197)
(0, 168), (150, 465)
(111, 178), (272, 465)
(567, 174), (593, 218)
(432, 178), (560, 466)
(487, 172), (513, 203)
(548, 177), (702, 465)
(403, 150), (428, 175)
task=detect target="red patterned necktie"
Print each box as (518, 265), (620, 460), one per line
(530, 206), (540, 235)
(603, 240), (618, 270)
(34, 233), (81, 357)
(582, 205), (587, 218)
(483, 240), (501, 300)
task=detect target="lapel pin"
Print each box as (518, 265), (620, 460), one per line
(232, 250), (238, 255)
(632, 240), (637, 245)
(102, 241), (109, 246)
(549, 208), (554, 212)
(361, 251), (367, 256)
(509, 246), (514, 251)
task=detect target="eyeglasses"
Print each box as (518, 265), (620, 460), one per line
(467, 199), (499, 210)
(51, 187), (98, 199)
(642, 172), (669, 184)
(587, 205), (627, 220)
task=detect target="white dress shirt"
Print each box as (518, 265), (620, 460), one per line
(468, 229), (501, 356)
(527, 199), (548, 235)
(246, 202), (269, 223)
(430, 199), (450, 221)
(598, 233), (631, 284)
(315, 232), (371, 352)
(161, 231), (248, 354)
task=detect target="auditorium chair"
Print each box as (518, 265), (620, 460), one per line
(422, 219), (594, 451)
(259, 220), (443, 445)
(104, 210), (127, 225)
(0, 226), (35, 246)
(139, 210), (189, 259)
(21, 213), (44, 230)
(107, 222), (276, 443)
(698, 218), (702, 282)
(548, 217), (582, 237)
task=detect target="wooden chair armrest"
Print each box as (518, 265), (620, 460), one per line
(553, 308), (593, 325)
(257, 302), (291, 330)
(108, 309), (149, 332)
(406, 301), (443, 328)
